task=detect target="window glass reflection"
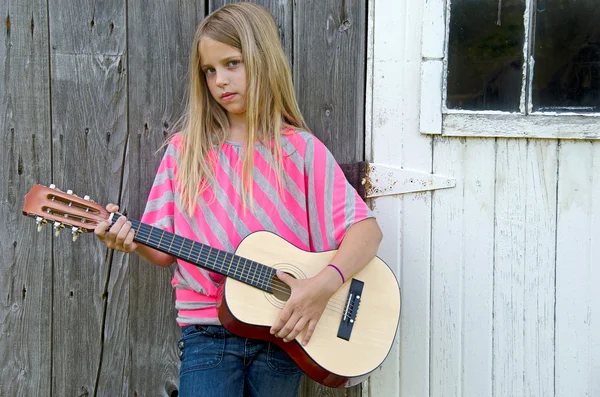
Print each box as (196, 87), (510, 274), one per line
(532, 0), (600, 112)
(447, 0), (526, 111)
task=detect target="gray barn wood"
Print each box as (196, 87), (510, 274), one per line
(1, 1), (52, 396)
(48, 0), (128, 395)
(1, 1), (368, 395)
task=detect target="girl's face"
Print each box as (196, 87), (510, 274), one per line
(199, 38), (247, 118)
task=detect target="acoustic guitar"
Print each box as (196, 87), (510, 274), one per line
(22, 184), (401, 388)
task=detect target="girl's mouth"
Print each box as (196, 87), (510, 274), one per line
(221, 93), (236, 102)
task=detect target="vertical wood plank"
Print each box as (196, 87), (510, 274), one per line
(48, 0), (128, 395)
(127, 1), (205, 395)
(368, 0), (431, 396)
(431, 137), (495, 397)
(522, 140), (557, 397)
(493, 139), (556, 397)
(209, 0), (293, 61)
(0, 2), (52, 396)
(294, 0), (366, 164)
(555, 141), (600, 397)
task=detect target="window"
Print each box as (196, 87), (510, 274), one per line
(420, 0), (600, 139)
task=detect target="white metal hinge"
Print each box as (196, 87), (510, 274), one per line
(364, 163), (455, 198)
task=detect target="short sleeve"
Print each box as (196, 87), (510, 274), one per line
(304, 135), (374, 252)
(140, 141), (179, 233)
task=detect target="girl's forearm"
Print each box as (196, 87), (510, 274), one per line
(134, 244), (176, 268)
(318, 217), (383, 287)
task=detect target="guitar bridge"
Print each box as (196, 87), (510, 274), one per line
(337, 278), (364, 341)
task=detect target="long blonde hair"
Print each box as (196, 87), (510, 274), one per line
(174, 2), (307, 215)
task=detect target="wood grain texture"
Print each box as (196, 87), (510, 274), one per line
(555, 141), (600, 397)
(0, 2), (52, 396)
(48, 0), (128, 395)
(127, 1), (205, 396)
(430, 137), (495, 397)
(442, 113), (600, 140)
(293, 0), (366, 164)
(493, 139), (556, 397)
(2, 1), (371, 395)
(368, 0), (432, 396)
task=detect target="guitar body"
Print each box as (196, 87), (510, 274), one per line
(219, 231), (401, 388)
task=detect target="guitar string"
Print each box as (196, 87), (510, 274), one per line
(131, 224), (358, 314)
(124, 217), (355, 310)
(112, 219), (359, 315)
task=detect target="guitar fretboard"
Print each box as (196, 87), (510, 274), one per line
(111, 213), (275, 293)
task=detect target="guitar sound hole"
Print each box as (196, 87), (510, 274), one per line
(272, 273), (293, 301)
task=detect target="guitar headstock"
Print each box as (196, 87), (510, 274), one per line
(22, 184), (110, 241)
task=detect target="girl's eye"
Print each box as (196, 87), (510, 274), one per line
(227, 60), (239, 67)
(205, 68), (216, 75)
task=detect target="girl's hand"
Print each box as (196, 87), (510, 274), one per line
(270, 268), (343, 346)
(94, 204), (138, 253)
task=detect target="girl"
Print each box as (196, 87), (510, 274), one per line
(95, 3), (382, 397)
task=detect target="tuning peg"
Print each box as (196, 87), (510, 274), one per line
(36, 216), (47, 232)
(53, 221), (64, 237)
(71, 226), (82, 242)
(50, 184), (56, 189)
(84, 195), (90, 200)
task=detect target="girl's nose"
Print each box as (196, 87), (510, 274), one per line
(216, 71), (228, 87)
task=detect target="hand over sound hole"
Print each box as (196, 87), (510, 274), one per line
(272, 272), (293, 301)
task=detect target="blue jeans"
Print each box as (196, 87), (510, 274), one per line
(177, 325), (303, 397)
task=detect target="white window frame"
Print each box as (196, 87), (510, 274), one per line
(420, 0), (600, 140)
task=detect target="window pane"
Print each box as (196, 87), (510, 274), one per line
(447, 0), (526, 111)
(532, 0), (600, 112)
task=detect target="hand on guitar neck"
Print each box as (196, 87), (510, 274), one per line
(94, 203), (175, 268)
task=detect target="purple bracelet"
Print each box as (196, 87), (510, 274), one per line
(327, 264), (345, 284)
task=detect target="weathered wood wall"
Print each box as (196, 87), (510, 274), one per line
(1, 0), (367, 396)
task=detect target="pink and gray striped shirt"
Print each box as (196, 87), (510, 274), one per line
(141, 129), (373, 325)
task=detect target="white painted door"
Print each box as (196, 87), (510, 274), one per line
(366, 1), (600, 397)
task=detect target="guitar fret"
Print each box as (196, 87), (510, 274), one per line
(256, 263), (263, 288)
(249, 262), (256, 286)
(212, 250), (219, 273)
(158, 230), (165, 249)
(256, 264), (263, 288)
(146, 226), (154, 245)
(241, 259), (247, 280)
(245, 261), (251, 284)
(269, 267), (274, 289)
(187, 241), (194, 262)
(251, 263), (257, 285)
(196, 244), (204, 268)
(264, 266), (269, 289)
(176, 236), (184, 257)
(167, 234), (175, 252)
(227, 254), (234, 276)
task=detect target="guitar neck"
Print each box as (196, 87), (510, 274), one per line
(111, 213), (275, 293)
